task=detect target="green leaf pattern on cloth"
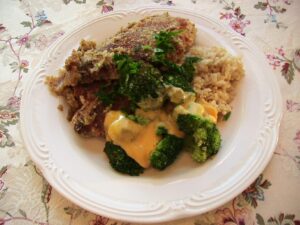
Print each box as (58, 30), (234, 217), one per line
(218, 1), (250, 36)
(266, 47), (299, 84)
(0, 106), (19, 126)
(256, 213), (300, 225)
(242, 174), (271, 208)
(0, 124), (15, 147)
(253, 0), (291, 28)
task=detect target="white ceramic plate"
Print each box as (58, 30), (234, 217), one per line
(20, 7), (282, 223)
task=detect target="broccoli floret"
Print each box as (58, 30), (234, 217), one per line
(156, 126), (168, 136)
(192, 147), (208, 162)
(113, 54), (164, 104)
(150, 30), (200, 92)
(150, 131), (184, 170)
(104, 142), (144, 176)
(183, 135), (208, 163)
(176, 114), (203, 134)
(208, 125), (222, 155)
(176, 114), (221, 163)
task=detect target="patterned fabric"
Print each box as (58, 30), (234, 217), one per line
(0, 0), (299, 224)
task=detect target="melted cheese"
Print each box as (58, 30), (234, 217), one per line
(104, 110), (183, 168)
(202, 103), (218, 123)
(165, 85), (196, 104)
(173, 101), (218, 123)
(135, 109), (184, 138)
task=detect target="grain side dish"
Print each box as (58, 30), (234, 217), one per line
(46, 13), (244, 175)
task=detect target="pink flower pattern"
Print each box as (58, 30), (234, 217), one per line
(294, 130), (300, 151)
(215, 206), (255, 225)
(96, 0), (114, 13)
(0, 5), (58, 97)
(286, 100), (300, 112)
(0, 24), (6, 33)
(229, 20), (250, 35)
(89, 216), (109, 225)
(220, 12), (233, 19)
(219, 2), (250, 36)
(0, 4), (62, 150)
(17, 34), (29, 46)
(266, 53), (282, 69)
(254, 0), (291, 28)
(20, 59), (29, 68)
(266, 47), (299, 84)
(7, 96), (21, 110)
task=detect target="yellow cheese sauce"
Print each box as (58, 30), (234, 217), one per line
(202, 103), (218, 123)
(104, 101), (218, 168)
(173, 101), (218, 123)
(104, 110), (183, 168)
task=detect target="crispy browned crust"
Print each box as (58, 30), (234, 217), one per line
(100, 13), (196, 63)
(46, 14), (197, 138)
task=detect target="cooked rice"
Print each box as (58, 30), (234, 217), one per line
(190, 46), (244, 116)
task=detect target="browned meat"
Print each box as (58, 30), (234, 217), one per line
(46, 14), (197, 138)
(71, 95), (130, 138)
(72, 99), (106, 137)
(46, 40), (117, 95)
(45, 39), (118, 127)
(100, 13), (196, 63)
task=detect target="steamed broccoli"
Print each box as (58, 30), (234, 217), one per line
(150, 127), (184, 170)
(176, 114), (203, 134)
(177, 114), (221, 163)
(104, 142), (144, 176)
(150, 30), (200, 92)
(155, 126), (168, 136)
(113, 54), (164, 104)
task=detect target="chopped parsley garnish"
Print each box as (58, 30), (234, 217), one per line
(96, 82), (119, 106)
(163, 73), (194, 92)
(150, 30), (200, 92)
(181, 56), (201, 82)
(154, 30), (182, 54)
(97, 30), (200, 108)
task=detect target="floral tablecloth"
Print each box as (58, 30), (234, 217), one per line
(0, 0), (299, 224)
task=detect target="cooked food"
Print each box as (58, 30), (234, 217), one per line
(177, 114), (221, 163)
(46, 13), (244, 176)
(190, 47), (244, 116)
(104, 142), (145, 176)
(99, 13), (196, 63)
(150, 126), (184, 170)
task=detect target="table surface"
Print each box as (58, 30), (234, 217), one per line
(0, 0), (299, 224)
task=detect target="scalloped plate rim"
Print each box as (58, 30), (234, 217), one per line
(20, 7), (282, 223)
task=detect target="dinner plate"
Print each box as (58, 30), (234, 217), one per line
(20, 7), (282, 223)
